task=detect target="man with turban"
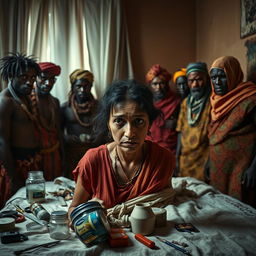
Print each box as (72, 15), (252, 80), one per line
(61, 69), (98, 178)
(173, 68), (189, 100)
(145, 64), (180, 155)
(209, 56), (256, 207)
(31, 61), (64, 180)
(176, 62), (211, 181)
(0, 52), (41, 196)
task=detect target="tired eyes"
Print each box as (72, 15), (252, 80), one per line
(113, 118), (145, 127)
(188, 78), (203, 83)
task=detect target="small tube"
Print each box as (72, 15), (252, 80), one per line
(135, 233), (155, 249)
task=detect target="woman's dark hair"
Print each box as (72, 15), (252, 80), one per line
(0, 52), (41, 81)
(92, 79), (159, 144)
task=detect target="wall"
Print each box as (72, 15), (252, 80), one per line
(124, 0), (196, 84)
(196, 0), (253, 75)
(124, 0), (253, 81)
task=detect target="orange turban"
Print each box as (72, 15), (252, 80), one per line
(70, 69), (94, 85)
(38, 62), (61, 76)
(145, 64), (172, 84)
(173, 68), (187, 83)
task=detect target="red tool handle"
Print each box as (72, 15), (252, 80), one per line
(135, 233), (155, 249)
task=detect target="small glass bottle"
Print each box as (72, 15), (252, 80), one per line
(26, 171), (46, 204)
(48, 211), (70, 240)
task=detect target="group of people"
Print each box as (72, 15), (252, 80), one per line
(0, 53), (98, 208)
(0, 52), (255, 214)
(144, 58), (256, 208)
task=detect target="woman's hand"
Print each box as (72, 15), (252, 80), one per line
(88, 197), (105, 209)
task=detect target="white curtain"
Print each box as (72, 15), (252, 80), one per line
(84, 0), (134, 98)
(0, 0), (133, 102)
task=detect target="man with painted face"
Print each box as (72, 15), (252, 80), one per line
(145, 64), (180, 155)
(0, 52), (41, 195)
(173, 68), (189, 100)
(31, 62), (64, 180)
(209, 56), (256, 208)
(176, 62), (211, 181)
(61, 69), (98, 178)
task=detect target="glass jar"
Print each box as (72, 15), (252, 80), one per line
(70, 201), (110, 247)
(26, 171), (45, 204)
(48, 211), (70, 240)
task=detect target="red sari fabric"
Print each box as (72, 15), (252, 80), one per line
(73, 140), (175, 209)
(147, 91), (180, 153)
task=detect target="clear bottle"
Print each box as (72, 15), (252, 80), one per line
(26, 171), (46, 204)
(48, 211), (70, 240)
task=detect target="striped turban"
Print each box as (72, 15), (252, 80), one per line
(70, 69), (94, 85)
(145, 64), (172, 84)
(186, 62), (208, 76)
(38, 62), (61, 76)
(173, 68), (187, 83)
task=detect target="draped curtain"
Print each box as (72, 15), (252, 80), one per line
(0, 0), (133, 103)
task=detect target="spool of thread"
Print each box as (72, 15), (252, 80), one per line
(30, 203), (50, 221)
(0, 217), (15, 232)
(151, 207), (167, 227)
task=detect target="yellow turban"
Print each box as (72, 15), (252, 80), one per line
(173, 68), (186, 83)
(69, 69), (94, 85)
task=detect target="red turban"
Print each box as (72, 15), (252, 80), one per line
(145, 64), (172, 84)
(38, 62), (61, 76)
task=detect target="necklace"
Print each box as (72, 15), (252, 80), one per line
(114, 146), (144, 187)
(30, 88), (56, 132)
(70, 94), (93, 127)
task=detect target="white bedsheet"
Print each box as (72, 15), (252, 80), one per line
(1, 177), (256, 256)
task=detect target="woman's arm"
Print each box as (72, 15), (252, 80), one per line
(68, 174), (90, 221)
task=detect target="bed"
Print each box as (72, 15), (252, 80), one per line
(1, 177), (256, 256)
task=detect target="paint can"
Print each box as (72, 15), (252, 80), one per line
(70, 201), (110, 247)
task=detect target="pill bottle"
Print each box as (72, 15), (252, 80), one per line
(30, 203), (50, 221)
(48, 211), (70, 240)
(70, 201), (110, 247)
(26, 171), (45, 204)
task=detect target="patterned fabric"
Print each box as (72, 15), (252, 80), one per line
(145, 64), (172, 84)
(209, 96), (256, 200)
(173, 68), (186, 83)
(73, 140), (174, 209)
(210, 56), (256, 121)
(146, 90), (180, 154)
(176, 98), (211, 181)
(38, 62), (61, 76)
(69, 69), (94, 84)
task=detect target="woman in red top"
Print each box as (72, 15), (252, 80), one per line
(68, 79), (175, 216)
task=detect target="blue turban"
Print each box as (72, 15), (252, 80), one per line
(186, 62), (208, 75)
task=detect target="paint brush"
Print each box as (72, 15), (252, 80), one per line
(156, 236), (191, 255)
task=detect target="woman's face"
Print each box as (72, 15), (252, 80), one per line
(108, 100), (150, 153)
(210, 68), (228, 95)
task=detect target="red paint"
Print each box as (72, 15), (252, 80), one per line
(135, 233), (155, 249)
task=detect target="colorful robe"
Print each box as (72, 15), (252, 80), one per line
(209, 96), (256, 201)
(176, 99), (211, 181)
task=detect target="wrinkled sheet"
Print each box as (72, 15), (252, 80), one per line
(1, 177), (256, 256)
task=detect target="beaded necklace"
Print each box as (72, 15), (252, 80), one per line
(70, 94), (93, 127)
